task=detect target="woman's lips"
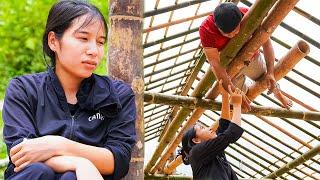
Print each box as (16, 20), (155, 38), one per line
(82, 60), (97, 69)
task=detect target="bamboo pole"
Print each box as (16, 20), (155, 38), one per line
(144, 0), (210, 17)
(227, 0), (300, 76)
(159, 53), (206, 142)
(144, 37), (199, 58)
(145, 65), (195, 86)
(144, 174), (192, 180)
(145, 47), (200, 68)
(265, 144), (320, 179)
(144, 0), (279, 174)
(163, 156), (183, 175)
(144, 92), (320, 121)
(108, 0), (144, 178)
(144, 12), (211, 33)
(241, 136), (317, 179)
(143, 28), (198, 48)
(247, 40), (309, 100)
(257, 116), (312, 148)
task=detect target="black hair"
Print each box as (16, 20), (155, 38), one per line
(214, 2), (242, 33)
(42, 0), (108, 67)
(179, 126), (197, 165)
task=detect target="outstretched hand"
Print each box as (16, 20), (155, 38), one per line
(229, 86), (242, 106)
(227, 85), (251, 112)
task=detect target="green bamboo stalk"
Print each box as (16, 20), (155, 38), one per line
(144, 92), (320, 121)
(265, 144), (320, 179)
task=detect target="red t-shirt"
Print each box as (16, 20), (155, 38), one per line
(199, 7), (259, 57)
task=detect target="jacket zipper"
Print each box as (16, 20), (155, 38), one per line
(70, 115), (75, 140)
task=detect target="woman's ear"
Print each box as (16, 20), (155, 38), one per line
(48, 31), (58, 52)
(192, 137), (201, 144)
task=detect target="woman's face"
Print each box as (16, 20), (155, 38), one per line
(51, 14), (106, 79)
(193, 123), (217, 143)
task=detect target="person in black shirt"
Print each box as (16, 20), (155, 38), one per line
(181, 81), (244, 180)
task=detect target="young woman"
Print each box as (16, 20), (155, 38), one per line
(181, 81), (244, 180)
(2, 1), (136, 180)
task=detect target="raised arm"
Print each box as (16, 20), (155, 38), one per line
(203, 48), (251, 111)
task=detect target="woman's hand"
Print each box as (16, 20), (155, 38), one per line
(10, 135), (66, 172)
(45, 156), (103, 180)
(44, 156), (78, 173)
(229, 86), (242, 107)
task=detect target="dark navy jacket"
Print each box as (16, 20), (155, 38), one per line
(2, 69), (136, 180)
(190, 119), (243, 180)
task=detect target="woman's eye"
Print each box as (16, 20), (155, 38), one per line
(79, 37), (88, 41)
(97, 41), (105, 46)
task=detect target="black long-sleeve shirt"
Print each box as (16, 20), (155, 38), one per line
(189, 118), (244, 180)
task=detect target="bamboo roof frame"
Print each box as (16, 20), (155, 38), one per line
(143, 0), (320, 179)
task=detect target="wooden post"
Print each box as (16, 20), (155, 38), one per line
(108, 0), (144, 179)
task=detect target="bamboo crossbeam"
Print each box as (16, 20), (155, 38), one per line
(243, 117), (320, 171)
(144, 37), (199, 58)
(241, 0), (320, 49)
(163, 156), (183, 175)
(257, 116), (312, 148)
(265, 144), (320, 179)
(144, 174), (192, 180)
(247, 40), (310, 100)
(293, 7), (320, 26)
(284, 76), (320, 98)
(144, 0), (279, 174)
(144, 57), (196, 77)
(270, 36), (320, 67)
(241, 136), (316, 179)
(146, 75), (186, 91)
(144, 12), (211, 33)
(159, 53), (206, 142)
(144, 0), (210, 18)
(143, 28), (198, 48)
(144, 92), (320, 121)
(145, 47), (200, 68)
(145, 65), (195, 86)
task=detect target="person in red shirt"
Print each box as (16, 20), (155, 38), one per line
(199, 2), (292, 111)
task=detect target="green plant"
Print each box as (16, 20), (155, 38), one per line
(0, 0), (109, 99)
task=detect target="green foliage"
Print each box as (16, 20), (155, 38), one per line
(0, 1), (109, 177)
(0, 0), (109, 99)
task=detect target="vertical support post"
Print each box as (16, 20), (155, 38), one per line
(108, 1), (144, 179)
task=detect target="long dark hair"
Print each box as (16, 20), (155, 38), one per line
(179, 126), (197, 165)
(42, 0), (108, 67)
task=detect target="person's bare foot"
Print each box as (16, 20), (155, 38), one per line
(273, 91), (293, 109)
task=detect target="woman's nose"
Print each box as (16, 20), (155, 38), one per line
(86, 42), (98, 56)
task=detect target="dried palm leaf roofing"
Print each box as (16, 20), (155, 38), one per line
(143, 0), (320, 179)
